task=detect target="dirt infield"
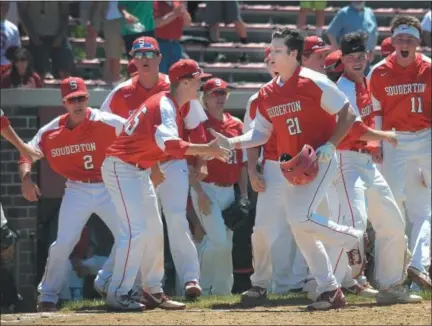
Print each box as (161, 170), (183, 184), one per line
(1, 302), (431, 325)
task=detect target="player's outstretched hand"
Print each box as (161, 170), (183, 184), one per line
(21, 175), (41, 202)
(207, 138), (230, 162)
(208, 128), (234, 150)
(383, 131), (398, 147)
(249, 169), (266, 192)
(19, 144), (43, 162)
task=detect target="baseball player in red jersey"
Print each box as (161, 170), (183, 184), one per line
(97, 37), (207, 300)
(329, 32), (422, 304)
(188, 78), (248, 295)
(102, 59), (229, 310)
(1, 108), (42, 237)
(368, 16), (431, 290)
(16, 77), (126, 312)
(212, 28), (364, 311)
(244, 47), (294, 294)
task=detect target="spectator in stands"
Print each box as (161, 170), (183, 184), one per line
(326, 1), (378, 64)
(83, 1), (124, 85)
(18, 2), (74, 79)
(1, 1), (20, 75)
(153, 1), (191, 74)
(421, 10), (431, 47)
(297, 1), (327, 36)
(204, 1), (248, 62)
(80, 1), (101, 60)
(119, 1), (155, 56)
(1, 47), (43, 89)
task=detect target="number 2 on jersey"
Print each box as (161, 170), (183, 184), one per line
(124, 106), (147, 135)
(286, 117), (302, 135)
(83, 155), (94, 170)
(410, 96), (423, 113)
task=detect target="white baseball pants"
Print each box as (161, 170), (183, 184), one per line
(405, 165), (431, 273)
(190, 182), (234, 295)
(331, 150), (407, 289)
(251, 153), (362, 295)
(156, 159), (200, 286)
(38, 180), (118, 304)
(101, 156), (164, 300)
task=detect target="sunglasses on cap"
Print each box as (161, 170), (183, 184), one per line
(67, 96), (88, 104)
(209, 90), (228, 97)
(133, 51), (158, 60)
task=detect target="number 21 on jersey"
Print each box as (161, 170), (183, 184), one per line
(286, 117), (302, 135)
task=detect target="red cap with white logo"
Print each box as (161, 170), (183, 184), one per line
(168, 59), (212, 83)
(303, 36), (331, 56)
(60, 77), (88, 100)
(202, 78), (228, 93)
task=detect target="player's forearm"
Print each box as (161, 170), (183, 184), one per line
(18, 162), (32, 181)
(328, 103), (357, 147)
(229, 129), (271, 150)
(359, 128), (391, 142)
(1, 126), (28, 153)
(246, 147), (260, 174)
(237, 166), (249, 199)
(327, 34), (339, 50)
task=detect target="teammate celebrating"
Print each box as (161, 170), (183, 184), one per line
(97, 37), (207, 300)
(17, 77), (126, 312)
(212, 28), (363, 311)
(189, 77), (248, 295)
(301, 36), (331, 73)
(331, 31), (421, 304)
(102, 59), (229, 310)
(368, 15), (431, 290)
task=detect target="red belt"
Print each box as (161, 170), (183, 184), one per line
(74, 179), (103, 184)
(350, 148), (370, 155)
(213, 182), (234, 188)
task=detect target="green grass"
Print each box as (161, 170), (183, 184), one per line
(60, 290), (431, 313)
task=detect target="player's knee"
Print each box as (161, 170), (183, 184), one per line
(251, 227), (275, 249)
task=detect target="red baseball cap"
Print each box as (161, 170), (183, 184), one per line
(380, 37), (395, 57)
(324, 50), (344, 73)
(202, 78), (229, 93)
(303, 36), (331, 56)
(127, 59), (138, 76)
(168, 59), (212, 83)
(264, 47), (271, 63)
(129, 36), (160, 55)
(60, 77), (88, 100)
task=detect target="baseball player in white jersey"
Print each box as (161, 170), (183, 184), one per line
(102, 59), (229, 310)
(323, 32), (422, 304)
(17, 78), (126, 312)
(212, 28), (365, 311)
(368, 16), (431, 290)
(95, 37), (206, 300)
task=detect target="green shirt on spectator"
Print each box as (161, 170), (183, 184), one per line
(121, 1), (155, 35)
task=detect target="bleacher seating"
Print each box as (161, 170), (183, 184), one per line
(20, 2), (431, 92)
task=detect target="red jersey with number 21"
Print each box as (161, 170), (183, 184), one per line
(256, 66), (348, 157)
